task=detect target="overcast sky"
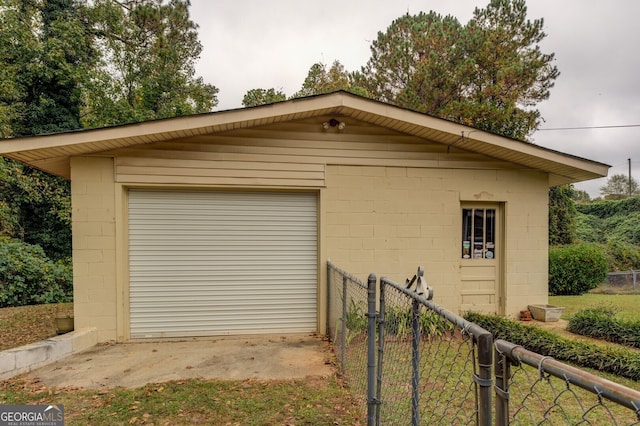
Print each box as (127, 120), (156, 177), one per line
(189, 0), (640, 197)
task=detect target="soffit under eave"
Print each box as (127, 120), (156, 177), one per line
(0, 102), (458, 177)
(4, 154), (70, 179)
(333, 105), (609, 184)
(0, 103), (344, 163)
(0, 92), (609, 182)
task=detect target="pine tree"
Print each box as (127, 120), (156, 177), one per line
(361, 0), (559, 140)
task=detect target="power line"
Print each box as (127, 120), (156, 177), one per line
(537, 124), (640, 131)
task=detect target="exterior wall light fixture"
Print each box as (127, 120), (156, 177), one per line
(322, 118), (346, 130)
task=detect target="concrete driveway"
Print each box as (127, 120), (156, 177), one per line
(25, 334), (334, 389)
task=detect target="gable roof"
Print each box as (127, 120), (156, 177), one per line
(0, 91), (608, 185)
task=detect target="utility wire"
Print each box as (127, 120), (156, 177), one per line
(538, 124), (640, 131)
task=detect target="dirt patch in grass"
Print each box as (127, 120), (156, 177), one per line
(0, 303), (73, 351)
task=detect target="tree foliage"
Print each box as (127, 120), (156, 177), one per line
(574, 197), (640, 270)
(600, 173), (640, 200)
(291, 60), (368, 98)
(362, 12), (465, 115)
(0, 0), (90, 264)
(0, 0), (94, 137)
(362, 0), (558, 140)
(0, 0), (217, 305)
(242, 88), (286, 107)
(548, 185), (576, 245)
(244, 59), (368, 105)
(572, 189), (591, 203)
(82, 0), (219, 127)
(0, 159), (71, 260)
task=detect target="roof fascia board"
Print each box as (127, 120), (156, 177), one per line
(0, 93), (349, 155)
(0, 91), (609, 181)
(336, 94), (609, 176)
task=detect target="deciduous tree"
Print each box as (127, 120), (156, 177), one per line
(0, 0), (92, 262)
(600, 174), (640, 200)
(83, 0), (219, 127)
(0, 158), (71, 261)
(0, 0), (94, 136)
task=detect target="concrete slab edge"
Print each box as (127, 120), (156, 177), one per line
(0, 328), (97, 381)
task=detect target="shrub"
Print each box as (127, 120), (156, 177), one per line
(603, 238), (640, 271)
(548, 243), (607, 295)
(567, 306), (640, 349)
(0, 239), (73, 308)
(464, 312), (640, 381)
(384, 305), (455, 338)
(345, 298), (367, 333)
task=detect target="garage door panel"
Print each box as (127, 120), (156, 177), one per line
(128, 189), (318, 338)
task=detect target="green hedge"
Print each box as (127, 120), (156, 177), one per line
(464, 312), (640, 381)
(548, 243), (607, 295)
(567, 306), (640, 349)
(0, 239), (72, 308)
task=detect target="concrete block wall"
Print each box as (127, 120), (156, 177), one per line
(70, 157), (118, 342)
(324, 165), (549, 319)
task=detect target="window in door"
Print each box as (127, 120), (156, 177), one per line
(462, 208), (496, 259)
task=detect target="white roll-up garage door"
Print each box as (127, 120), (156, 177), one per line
(128, 189), (318, 338)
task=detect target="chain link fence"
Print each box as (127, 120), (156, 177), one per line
(328, 261), (492, 425)
(377, 273), (492, 425)
(327, 261), (640, 425)
(495, 339), (640, 425)
(327, 261), (370, 401)
(600, 271), (639, 294)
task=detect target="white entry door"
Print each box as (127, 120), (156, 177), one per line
(460, 204), (503, 314)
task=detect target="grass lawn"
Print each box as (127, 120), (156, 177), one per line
(549, 293), (640, 321)
(0, 303), (364, 424)
(1, 375), (363, 425)
(3, 296), (639, 425)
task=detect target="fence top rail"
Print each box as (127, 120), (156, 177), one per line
(608, 271), (639, 276)
(495, 339), (640, 413)
(327, 260), (368, 289)
(380, 275), (492, 342)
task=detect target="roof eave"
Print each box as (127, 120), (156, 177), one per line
(0, 91), (610, 184)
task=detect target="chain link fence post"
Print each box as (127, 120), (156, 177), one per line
(376, 279), (385, 426)
(411, 298), (421, 426)
(366, 273), (378, 426)
(341, 274), (348, 369)
(494, 344), (511, 425)
(476, 329), (493, 426)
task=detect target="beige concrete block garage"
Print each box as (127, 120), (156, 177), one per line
(0, 91), (609, 343)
